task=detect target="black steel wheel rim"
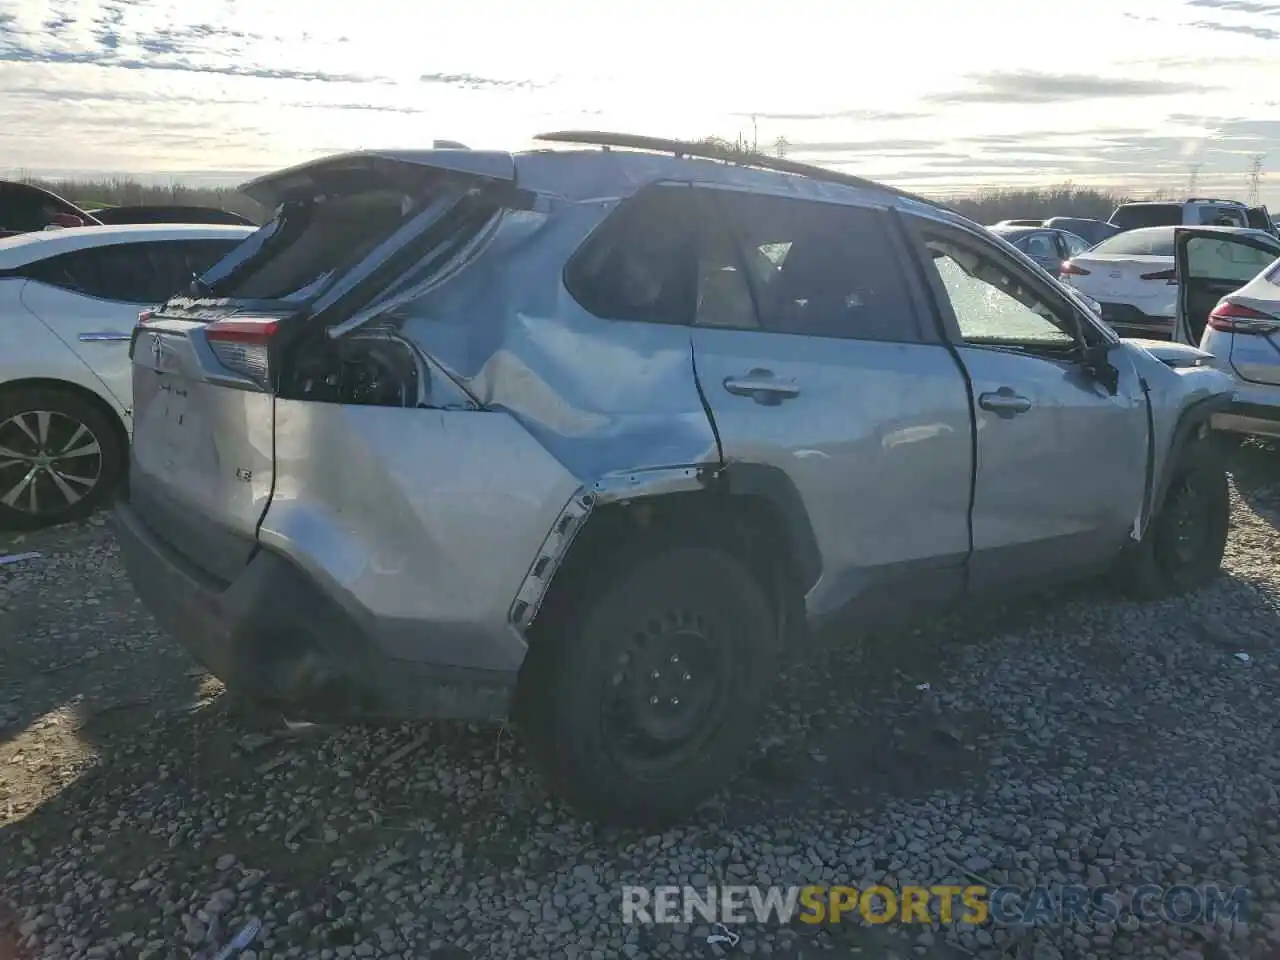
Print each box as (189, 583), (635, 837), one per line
(601, 607), (731, 775)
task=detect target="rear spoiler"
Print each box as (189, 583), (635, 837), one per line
(239, 150), (518, 209)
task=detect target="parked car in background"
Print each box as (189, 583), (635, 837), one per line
(1245, 204), (1278, 238)
(1172, 227), (1280, 441)
(0, 180), (101, 237)
(1043, 216), (1120, 246)
(992, 218), (1044, 228)
(90, 205), (258, 227)
(1109, 198), (1251, 232)
(116, 135), (1237, 826)
(0, 223), (253, 529)
(1060, 225), (1280, 338)
(989, 225), (1091, 274)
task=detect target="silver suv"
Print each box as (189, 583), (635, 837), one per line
(116, 133), (1237, 825)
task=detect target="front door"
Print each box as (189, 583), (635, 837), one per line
(1172, 228), (1280, 345)
(687, 187), (974, 623)
(904, 215), (1149, 591)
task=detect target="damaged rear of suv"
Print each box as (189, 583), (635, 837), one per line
(117, 136), (1237, 825)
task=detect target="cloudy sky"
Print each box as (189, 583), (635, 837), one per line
(2, 0), (1280, 200)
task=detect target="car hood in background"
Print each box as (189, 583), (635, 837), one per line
(1123, 338), (1213, 367)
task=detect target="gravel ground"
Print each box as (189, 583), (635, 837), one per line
(2, 440), (1279, 960)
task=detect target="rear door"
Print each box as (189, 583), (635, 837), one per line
(128, 153), (518, 580)
(1173, 228), (1280, 345)
(20, 239), (241, 412)
(903, 214), (1148, 590)
(688, 187), (974, 623)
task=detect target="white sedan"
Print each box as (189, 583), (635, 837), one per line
(1060, 225), (1280, 339)
(0, 223), (254, 529)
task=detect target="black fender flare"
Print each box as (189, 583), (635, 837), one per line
(721, 462), (823, 594)
(1151, 392), (1234, 518)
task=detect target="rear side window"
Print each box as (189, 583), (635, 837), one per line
(697, 190), (920, 341)
(1196, 206), (1248, 227)
(1062, 233), (1089, 257)
(1090, 228), (1176, 257)
(564, 185), (700, 325)
(23, 239), (241, 302)
(1110, 204), (1180, 230)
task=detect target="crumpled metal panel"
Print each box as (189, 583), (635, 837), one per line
(391, 203), (722, 487)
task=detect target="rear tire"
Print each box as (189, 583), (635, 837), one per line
(0, 387), (125, 531)
(1118, 445), (1230, 599)
(518, 543), (777, 826)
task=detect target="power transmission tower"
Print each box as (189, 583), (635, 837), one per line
(1187, 163), (1201, 196)
(1248, 154), (1264, 206)
(774, 135), (790, 158)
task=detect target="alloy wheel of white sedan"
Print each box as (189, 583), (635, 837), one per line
(0, 388), (124, 530)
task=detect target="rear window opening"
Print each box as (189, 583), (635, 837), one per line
(226, 190), (413, 301)
(1090, 228), (1176, 258)
(1109, 204), (1180, 230)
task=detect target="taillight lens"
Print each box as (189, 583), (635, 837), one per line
(204, 317), (279, 388)
(1060, 261), (1090, 277)
(1207, 300), (1280, 335)
(1140, 268), (1177, 283)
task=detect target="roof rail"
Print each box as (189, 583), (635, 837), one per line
(533, 131), (952, 212)
(1186, 197), (1244, 205)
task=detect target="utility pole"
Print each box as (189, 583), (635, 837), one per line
(1187, 163), (1201, 196)
(1248, 154), (1264, 206)
(751, 114), (759, 153)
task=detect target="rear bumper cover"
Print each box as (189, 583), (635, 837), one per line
(114, 502), (515, 722)
(1211, 380), (1280, 437)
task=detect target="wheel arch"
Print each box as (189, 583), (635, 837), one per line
(1150, 391), (1234, 519)
(0, 376), (131, 464)
(527, 469), (821, 650)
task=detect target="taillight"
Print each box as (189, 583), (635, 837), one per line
(1060, 261), (1090, 277)
(204, 317), (279, 388)
(137, 308), (156, 325)
(1140, 268), (1177, 283)
(1207, 300), (1280, 335)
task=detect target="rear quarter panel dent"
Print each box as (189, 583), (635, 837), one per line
(260, 401), (581, 671)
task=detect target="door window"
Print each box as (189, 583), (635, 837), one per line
(1062, 233), (1089, 257)
(694, 190), (923, 342)
(1019, 233), (1056, 260)
(23, 239), (242, 303)
(921, 233), (1076, 347)
(1196, 206), (1248, 227)
(1185, 236), (1280, 285)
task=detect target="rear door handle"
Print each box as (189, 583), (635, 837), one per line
(79, 331), (132, 342)
(978, 387), (1033, 418)
(723, 369), (801, 404)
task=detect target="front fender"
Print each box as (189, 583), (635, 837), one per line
(1130, 344), (1236, 534)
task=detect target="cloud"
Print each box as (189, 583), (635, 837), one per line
(928, 72), (1216, 105)
(732, 108), (927, 122)
(786, 139), (935, 153)
(1187, 18), (1280, 37)
(419, 72), (540, 91)
(1185, 0), (1280, 13)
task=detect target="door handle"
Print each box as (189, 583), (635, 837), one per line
(79, 331), (133, 342)
(978, 387), (1032, 418)
(723, 369), (801, 405)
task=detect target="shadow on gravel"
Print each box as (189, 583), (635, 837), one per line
(1228, 435), (1280, 525)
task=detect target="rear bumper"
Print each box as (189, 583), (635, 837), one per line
(1211, 381), (1280, 438)
(114, 502), (516, 722)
